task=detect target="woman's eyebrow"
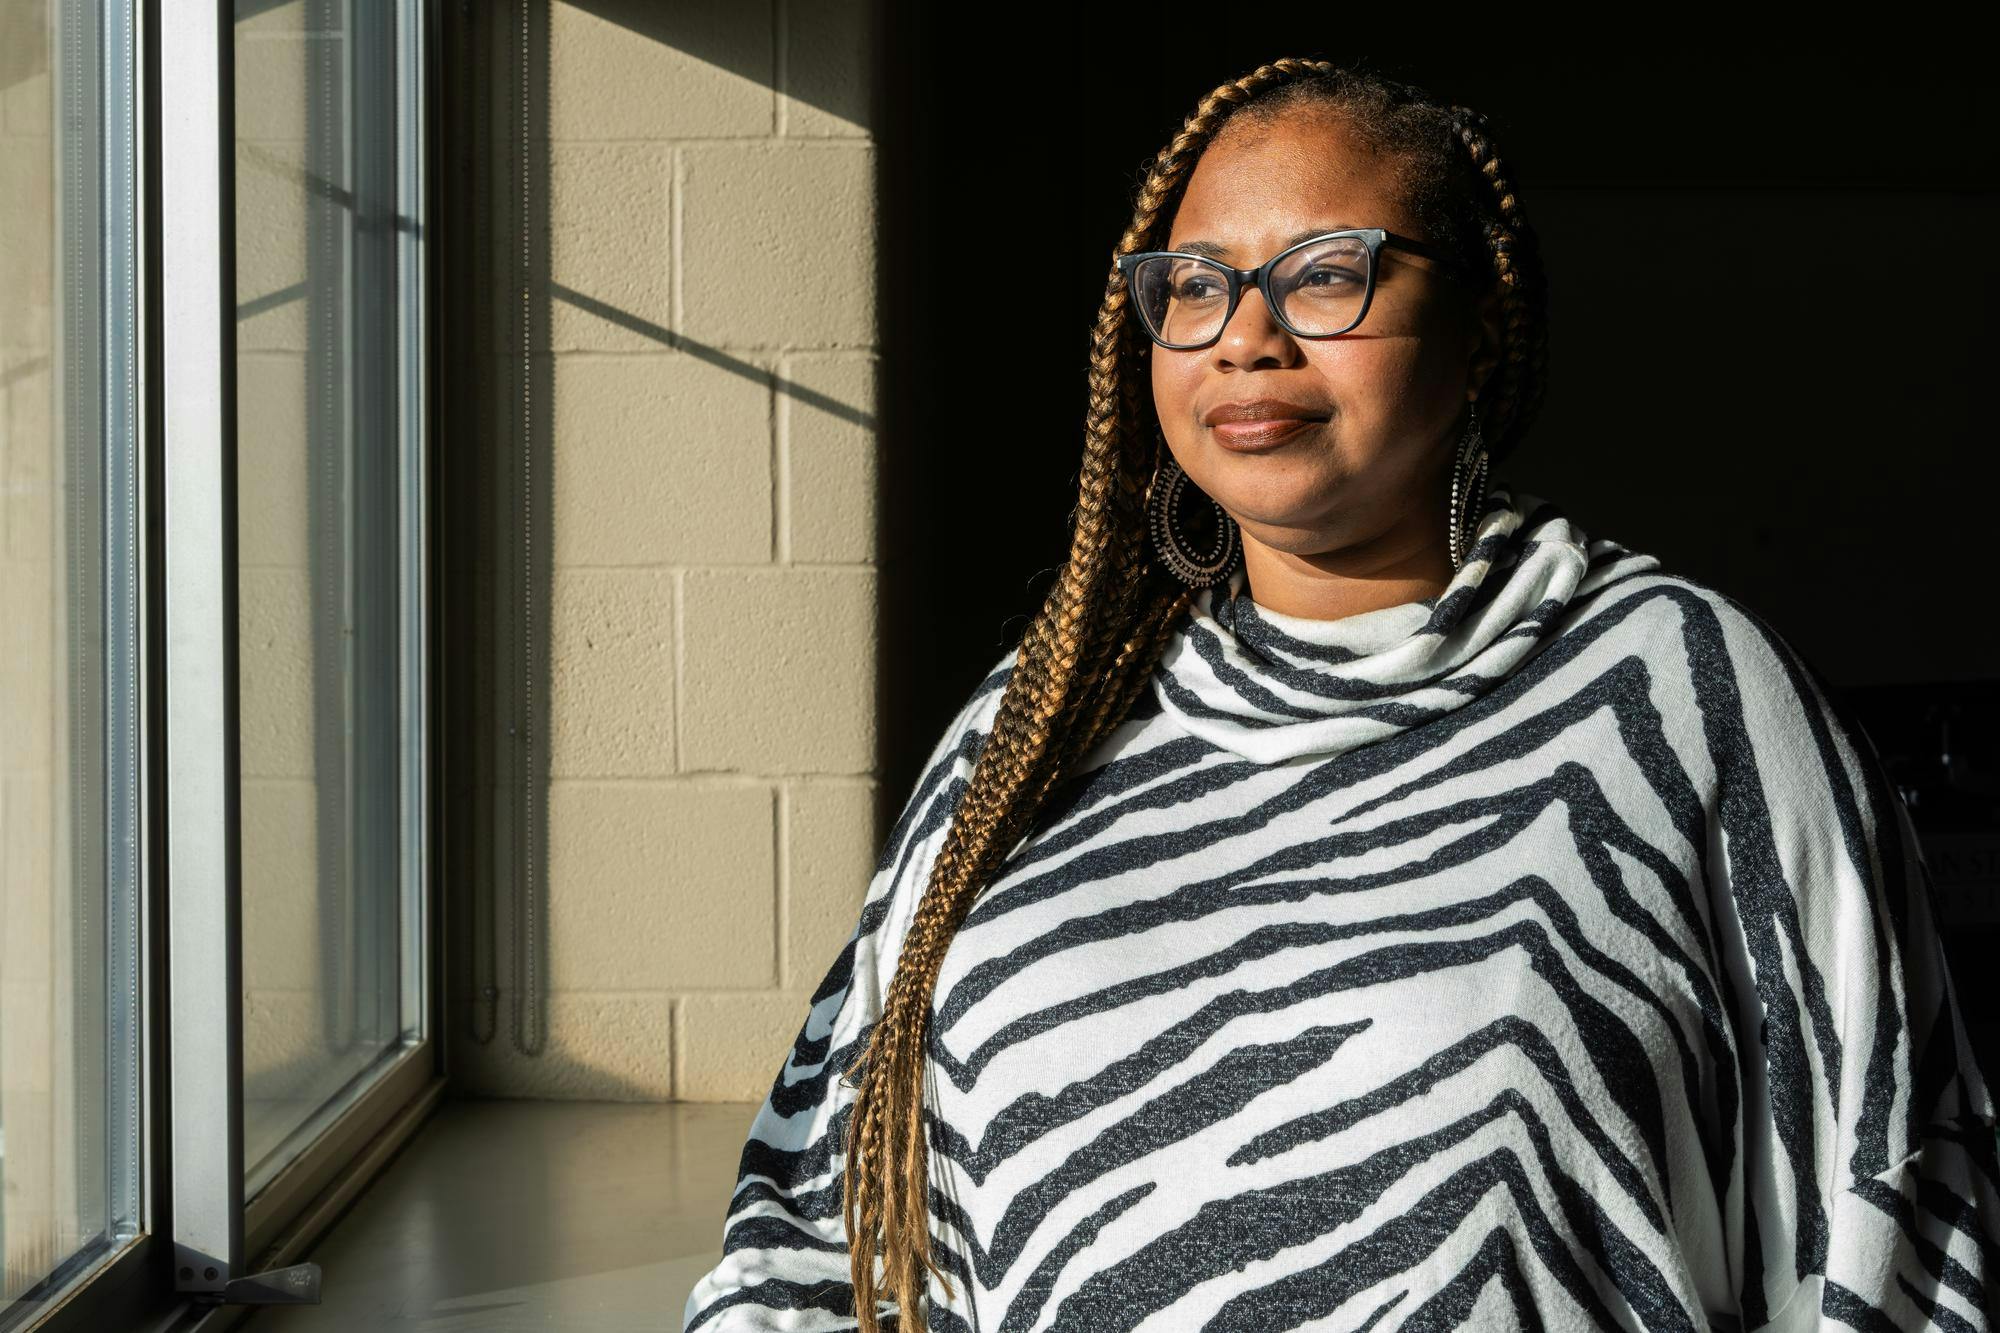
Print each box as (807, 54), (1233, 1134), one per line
(1171, 224), (1365, 261)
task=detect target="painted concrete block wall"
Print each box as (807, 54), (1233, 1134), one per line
(455, 0), (882, 1102)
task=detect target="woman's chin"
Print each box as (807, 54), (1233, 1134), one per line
(1221, 513), (1348, 553)
(1207, 478), (1345, 532)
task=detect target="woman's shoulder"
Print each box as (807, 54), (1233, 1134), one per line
(959, 642), (1018, 737)
(900, 642), (1017, 806)
(1564, 538), (1808, 670)
(1557, 542), (1884, 789)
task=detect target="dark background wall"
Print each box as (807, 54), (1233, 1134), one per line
(870, 8), (2000, 1064)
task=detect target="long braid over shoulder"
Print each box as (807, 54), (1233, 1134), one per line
(837, 56), (1550, 1331)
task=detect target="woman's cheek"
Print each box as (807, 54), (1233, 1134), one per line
(1149, 365), (1188, 439)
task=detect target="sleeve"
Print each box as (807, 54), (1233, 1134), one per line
(681, 648), (1015, 1332)
(1708, 597), (2000, 1331)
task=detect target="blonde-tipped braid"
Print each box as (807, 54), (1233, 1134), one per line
(836, 56), (1549, 1332)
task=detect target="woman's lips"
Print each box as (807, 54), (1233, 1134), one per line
(1211, 417), (1322, 452)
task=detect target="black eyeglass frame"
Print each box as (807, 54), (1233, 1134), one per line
(1116, 227), (1475, 351)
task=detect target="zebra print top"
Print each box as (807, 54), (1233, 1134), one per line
(681, 483), (2000, 1332)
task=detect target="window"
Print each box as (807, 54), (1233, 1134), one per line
(234, 0), (432, 1203)
(0, 0), (145, 1322)
(0, 2), (438, 1326)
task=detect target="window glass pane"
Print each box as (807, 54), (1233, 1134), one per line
(234, 0), (425, 1197)
(0, 0), (145, 1321)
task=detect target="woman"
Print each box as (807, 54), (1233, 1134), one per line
(682, 59), (1999, 1332)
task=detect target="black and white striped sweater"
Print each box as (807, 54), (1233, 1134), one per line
(682, 483), (2000, 1332)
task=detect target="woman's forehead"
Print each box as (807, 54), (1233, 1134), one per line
(1168, 119), (1411, 254)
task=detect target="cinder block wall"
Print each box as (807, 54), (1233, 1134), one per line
(453, 0), (883, 1102)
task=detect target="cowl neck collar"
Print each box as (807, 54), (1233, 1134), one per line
(1151, 482), (1592, 764)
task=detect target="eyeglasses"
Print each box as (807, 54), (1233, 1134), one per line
(1117, 228), (1472, 351)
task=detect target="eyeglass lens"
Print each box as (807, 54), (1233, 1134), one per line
(1131, 235), (1372, 347)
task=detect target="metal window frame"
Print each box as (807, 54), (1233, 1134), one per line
(158, 0), (243, 1293)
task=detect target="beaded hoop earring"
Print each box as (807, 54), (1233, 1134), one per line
(1145, 435), (1241, 588)
(1448, 402), (1491, 573)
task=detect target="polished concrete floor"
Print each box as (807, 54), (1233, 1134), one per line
(245, 1097), (759, 1332)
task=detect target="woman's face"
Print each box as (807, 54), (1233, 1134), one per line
(1149, 108), (1504, 591)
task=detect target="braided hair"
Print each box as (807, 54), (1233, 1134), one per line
(837, 57), (1550, 1331)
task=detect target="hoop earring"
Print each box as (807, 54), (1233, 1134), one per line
(1448, 403), (1491, 573)
(1146, 436), (1241, 588)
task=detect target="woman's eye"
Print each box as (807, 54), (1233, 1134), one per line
(1299, 267), (1363, 289)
